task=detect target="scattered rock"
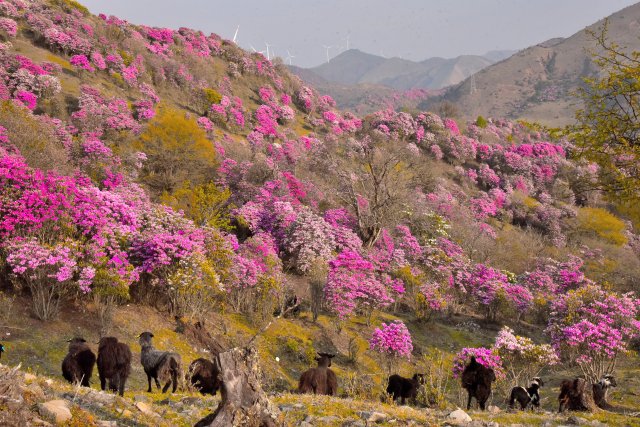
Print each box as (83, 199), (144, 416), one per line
(508, 424), (525, 427)
(135, 401), (159, 417)
(342, 421), (366, 427)
(96, 421), (117, 427)
(468, 421), (485, 427)
(278, 404), (295, 412)
(448, 408), (472, 423)
(24, 372), (37, 382)
(293, 403), (305, 409)
(38, 400), (72, 424)
(31, 417), (53, 427)
(487, 405), (501, 413)
(487, 422), (500, 427)
(589, 421), (606, 427)
(181, 396), (200, 405)
(298, 422), (313, 427)
(134, 394), (149, 402)
(567, 416), (589, 425)
(88, 391), (116, 405)
(317, 415), (340, 423)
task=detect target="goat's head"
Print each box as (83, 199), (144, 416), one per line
(315, 352), (335, 367)
(138, 331), (154, 346)
(600, 374), (617, 388)
(67, 337), (87, 350)
(532, 377), (544, 387)
(412, 373), (426, 385)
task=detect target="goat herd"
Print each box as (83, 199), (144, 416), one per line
(11, 335), (614, 414)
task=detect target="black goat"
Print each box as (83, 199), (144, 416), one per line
(509, 377), (544, 410)
(139, 331), (182, 393)
(386, 373), (425, 405)
(0, 343), (4, 359)
(97, 337), (132, 397)
(298, 352), (338, 395)
(461, 356), (496, 410)
(188, 358), (221, 396)
(61, 338), (96, 387)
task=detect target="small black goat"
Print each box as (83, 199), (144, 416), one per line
(61, 338), (96, 387)
(509, 377), (544, 410)
(461, 356), (496, 410)
(298, 352), (338, 395)
(0, 343), (4, 359)
(188, 358), (221, 396)
(139, 331), (182, 393)
(97, 336), (132, 397)
(386, 373), (425, 405)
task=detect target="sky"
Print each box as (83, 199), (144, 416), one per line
(81, 0), (639, 68)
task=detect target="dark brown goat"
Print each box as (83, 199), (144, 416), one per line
(461, 356), (496, 410)
(189, 358), (221, 396)
(97, 337), (132, 397)
(387, 373), (425, 405)
(61, 338), (96, 387)
(298, 352), (338, 396)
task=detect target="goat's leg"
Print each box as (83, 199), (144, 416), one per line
(117, 373), (125, 397)
(146, 374), (152, 393)
(155, 377), (161, 390)
(171, 369), (178, 393)
(100, 376), (106, 391)
(162, 380), (171, 393)
(466, 391), (472, 410)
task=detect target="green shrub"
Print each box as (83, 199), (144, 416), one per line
(575, 207), (628, 246)
(475, 115), (488, 128)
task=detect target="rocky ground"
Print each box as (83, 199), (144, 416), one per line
(2, 362), (638, 427)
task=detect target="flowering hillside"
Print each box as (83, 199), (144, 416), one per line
(0, 0), (638, 423)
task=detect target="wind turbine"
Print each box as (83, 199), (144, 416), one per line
(343, 34), (350, 50)
(232, 25), (239, 43)
(285, 50), (296, 65)
(322, 45), (332, 63)
(265, 42), (274, 61)
(250, 44), (265, 56)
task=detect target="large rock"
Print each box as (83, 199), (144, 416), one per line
(448, 408), (472, 423)
(38, 400), (72, 424)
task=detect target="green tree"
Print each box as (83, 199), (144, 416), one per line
(569, 22), (640, 201)
(161, 181), (233, 230)
(135, 106), (217, 196)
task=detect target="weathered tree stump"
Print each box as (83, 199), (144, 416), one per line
(194, 347), (280, 427)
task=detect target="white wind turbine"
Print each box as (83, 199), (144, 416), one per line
(322, 45), (332, 63)
(285, 50), (296, 65)
(343, 34), (350, 50)
(265, 42), (274, 61)
(232, 25), (239, 43)
(250, 44), (266, 56)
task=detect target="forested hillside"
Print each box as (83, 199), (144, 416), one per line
(0, 1), (638, 426)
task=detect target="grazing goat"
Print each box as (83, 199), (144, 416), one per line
(0, 342), (4, 359)
(298, 352), (338, 396)
(509, 377), (544, 410)
(61, 338), (96, 387)
(139, 331), (182, 393)
(461, 356), (496, 410)
(189, 358), (221, 396)
(386, 373), (425, 405)
(97, 337), (132, 397)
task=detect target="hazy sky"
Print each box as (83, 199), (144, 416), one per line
(81, 0), (638, 67)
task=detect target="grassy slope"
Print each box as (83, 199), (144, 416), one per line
(2, 294), (639, 426)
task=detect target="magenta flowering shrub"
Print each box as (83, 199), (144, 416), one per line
(493, 326), (559, 386)
(324, 250), (398, 320)
(369, 320), (413, 358)
(0, 17), (17, 37)
(452, 347), (504, 379)
(282, 206), (335, 273)
(547, 285), (640, 381)
(14, 90), (36, 110)
(70, 54), (94, 72)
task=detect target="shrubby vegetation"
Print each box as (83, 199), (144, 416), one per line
(0, 0), (637, 416)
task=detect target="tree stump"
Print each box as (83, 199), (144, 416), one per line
(194, 347), (280, 427)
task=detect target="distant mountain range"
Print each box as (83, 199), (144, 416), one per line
(420, 2), (640, 126)
(291, 49), (516, 91)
